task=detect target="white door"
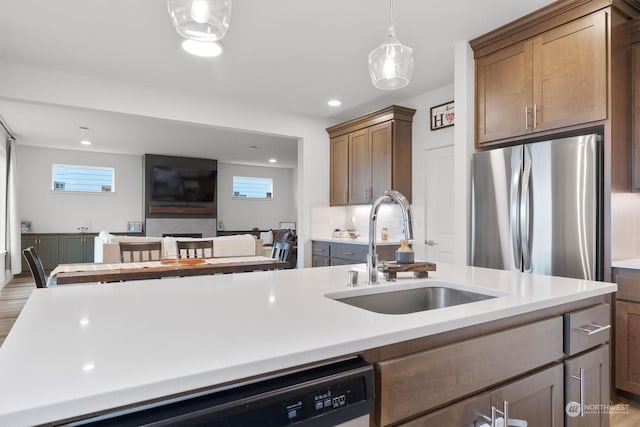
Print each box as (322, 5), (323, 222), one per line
(425, 145), (455, 263)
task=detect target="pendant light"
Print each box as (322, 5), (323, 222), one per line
(368, 0), (414, 90)
(167, 0), (232, 42)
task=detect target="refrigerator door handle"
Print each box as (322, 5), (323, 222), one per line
(521, 152), (532, 272)
(510, 158), (522, 270)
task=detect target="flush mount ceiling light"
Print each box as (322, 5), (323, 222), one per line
(167, 0), (232, 42)
(268, 158), (277, 163)
(327, 99), (342, 107)
(181, 39), (223, 57)
(79, 126), (92, 146)
(368, 0), (414, 90)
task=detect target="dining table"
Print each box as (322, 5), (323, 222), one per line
(49, 256), (288, 285)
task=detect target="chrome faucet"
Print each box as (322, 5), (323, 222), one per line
(366, 190), (414, 284)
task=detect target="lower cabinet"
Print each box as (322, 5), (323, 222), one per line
(565, 345), (610, 427)
(612, 268), (640, 396)
(366, 300), (611, 427)
(311, 240), (401, 267)
(402, 364), (564, 427)
(60, 235), (95, 264)
(21, 234), (60, 271)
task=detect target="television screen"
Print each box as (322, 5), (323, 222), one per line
(151, 166), (216, 203)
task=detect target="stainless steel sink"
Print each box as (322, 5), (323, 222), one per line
(328, 285), (498, 315)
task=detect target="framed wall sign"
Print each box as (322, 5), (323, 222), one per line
(430, 101), (455, 130)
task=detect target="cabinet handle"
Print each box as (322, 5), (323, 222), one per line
(576, 322), (611, 336)
(533, 103), (538, 129)
(569, 368), (585, 417)
(343, 252), (355, 256)
(525, 106), (529, 130)
(482, 401), (528, 427)
(344, 190), (348, 203)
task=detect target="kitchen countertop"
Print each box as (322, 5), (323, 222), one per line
(612, 258), (640, 270)
(0, 263), (615, 426)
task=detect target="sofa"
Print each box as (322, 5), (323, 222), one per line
(94, 233), (263, 264)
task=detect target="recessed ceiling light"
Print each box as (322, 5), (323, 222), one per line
(181, 39), (223, 57)
(80, 140), (92, 146)
(269, 158), (277, 163)
(328, 99), (342, 107)
(249, 145), (258, 149)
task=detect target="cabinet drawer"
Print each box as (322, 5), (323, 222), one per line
(563, 304), (610, 356)
(311, 242), (331, 256)
(617, 273), (640, 303)
(330, 243), (368, 262)
(376, 317), (563, 426)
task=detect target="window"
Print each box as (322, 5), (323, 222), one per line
(52, 164), (115, 193)
(232, 176), (273, 199)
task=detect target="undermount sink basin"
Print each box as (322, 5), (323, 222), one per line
(327, 284), (499, 315)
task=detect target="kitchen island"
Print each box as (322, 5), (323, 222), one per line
(0, 263), (615, 426)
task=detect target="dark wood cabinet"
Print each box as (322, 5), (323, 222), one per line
(613, 268), (640, 396)
(472, 7), (610, 147)
(60, 234), (95, 264)
(326, 105), (415, 205)
(329, 134), (349, 206)
(631, 20), (640, 191)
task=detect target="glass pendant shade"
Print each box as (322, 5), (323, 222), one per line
(167, 0), (232, 42)
(368, 0), (414, 90)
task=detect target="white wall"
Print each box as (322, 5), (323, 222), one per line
(217, 163), (296, 230)
(17, 145), (143, 233)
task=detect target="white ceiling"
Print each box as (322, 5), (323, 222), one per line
(0, 0), (555, 165)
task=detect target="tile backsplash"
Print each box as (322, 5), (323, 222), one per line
(311, 204), (409, 241)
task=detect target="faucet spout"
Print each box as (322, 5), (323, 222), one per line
(367, 190), (413, 284)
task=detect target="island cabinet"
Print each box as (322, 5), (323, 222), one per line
(362, 297), (611, 427)
(311, 241), (400, 267)
(20, 234), (60, 272)
(612, 268), (640, 396)
(471, 2), (623, 147)
(326, 105), (415, 206)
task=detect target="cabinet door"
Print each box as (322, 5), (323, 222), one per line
(399, 392), (491, 427)
(330, 258), (349, 266)
(37, 236), (60, 270)
(84, 236), (95, 263)
(491, 363), (564, 427)
(565, 345), (609, 427)
(616, 301), (640, 394)
(349, 129), (371, 204)
(532, 11), (607, 133)
(330, 134), (349, 206)
(370, 122), (392, 200)
(476, 40), (533, 145)
(60, 236), (85, 264)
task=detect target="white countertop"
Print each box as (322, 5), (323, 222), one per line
(0, 263), (615, 426)
(311, 236), (403, 245)
(612, 258), (640, 270)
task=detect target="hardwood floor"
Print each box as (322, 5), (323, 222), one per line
(0, 275), (35, 347)
(0, 276), (640, 426)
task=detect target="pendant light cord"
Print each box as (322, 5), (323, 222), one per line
(388, 0), (394, 28)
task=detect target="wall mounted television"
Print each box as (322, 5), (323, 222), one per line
(151, 166), (216, 203)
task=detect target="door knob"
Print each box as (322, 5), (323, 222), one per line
(425, 240), (437, 246)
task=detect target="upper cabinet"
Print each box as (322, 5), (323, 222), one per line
(475, 10), (607, 146)
(327, 105), (415, 206)
(631, 19), (640, 191)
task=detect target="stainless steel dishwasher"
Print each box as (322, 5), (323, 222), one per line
(61, 357), (374, 427)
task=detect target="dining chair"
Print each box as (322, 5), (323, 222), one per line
(22, 247), (49, 288)
(177, 240), (213, 259)
(270, 241), (292, 264)
(119, 242), (162, 262)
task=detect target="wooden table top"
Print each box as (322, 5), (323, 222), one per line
(51, 256), (288, 285)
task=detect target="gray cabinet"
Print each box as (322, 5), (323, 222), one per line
(21, 235), (60, 271)
(60, 234), (95, 264)
(311, 240), (400, 267)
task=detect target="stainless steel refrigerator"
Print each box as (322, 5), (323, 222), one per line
(471, 133), (602, 281)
